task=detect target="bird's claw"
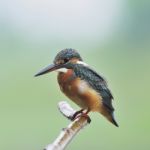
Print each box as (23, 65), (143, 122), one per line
(69, 110), (91, 124)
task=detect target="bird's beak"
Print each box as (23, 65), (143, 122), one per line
(34, 63), (64, 77)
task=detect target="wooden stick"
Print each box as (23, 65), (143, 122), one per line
(44, 101), (90, 150)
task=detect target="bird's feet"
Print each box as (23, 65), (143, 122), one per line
(70, 109), (84, 120)
(69, 109), (91, 123)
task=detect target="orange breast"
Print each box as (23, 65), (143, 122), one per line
(57, 70), (102, 112)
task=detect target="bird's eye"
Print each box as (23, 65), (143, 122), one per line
(64, 58), (69, 63)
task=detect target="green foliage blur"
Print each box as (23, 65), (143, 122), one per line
(0, 0), (150, 150)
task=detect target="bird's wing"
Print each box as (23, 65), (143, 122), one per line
(73, 64), (114, 112)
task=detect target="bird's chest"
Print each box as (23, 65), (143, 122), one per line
(57, 70), (82, 96)
(57, 70), (101, 110)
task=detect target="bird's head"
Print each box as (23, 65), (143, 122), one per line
(35, 48), (83, 76)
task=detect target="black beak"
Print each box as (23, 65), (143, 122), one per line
(34, 64), (64, 77)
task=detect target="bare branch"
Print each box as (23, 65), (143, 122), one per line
(44, 101), (90, 150)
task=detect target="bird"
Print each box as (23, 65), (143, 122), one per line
(35, 48), (118, 127)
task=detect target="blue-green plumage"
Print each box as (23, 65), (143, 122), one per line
(73, 64), (114, 111)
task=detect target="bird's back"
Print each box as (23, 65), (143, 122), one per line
(73, 64), (114, 111)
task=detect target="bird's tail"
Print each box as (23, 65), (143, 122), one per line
(108, 113), (119, 127)
(100, 110), (119, 127)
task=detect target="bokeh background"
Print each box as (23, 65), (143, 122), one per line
(0, 0), (150, 150)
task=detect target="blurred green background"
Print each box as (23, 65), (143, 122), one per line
(0, 0), (150, 150)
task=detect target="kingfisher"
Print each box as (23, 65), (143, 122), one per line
(35, 48), (118, 127)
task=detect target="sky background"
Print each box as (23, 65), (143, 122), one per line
(0, 0), (150, 150)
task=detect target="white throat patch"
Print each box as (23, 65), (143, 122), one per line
(55, 61), (88, 73)
(56, 68), (68, 73)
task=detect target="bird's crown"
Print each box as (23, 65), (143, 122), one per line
(54, 48), (83, 64)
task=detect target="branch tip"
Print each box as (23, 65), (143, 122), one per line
(44, 101), (90, 150)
